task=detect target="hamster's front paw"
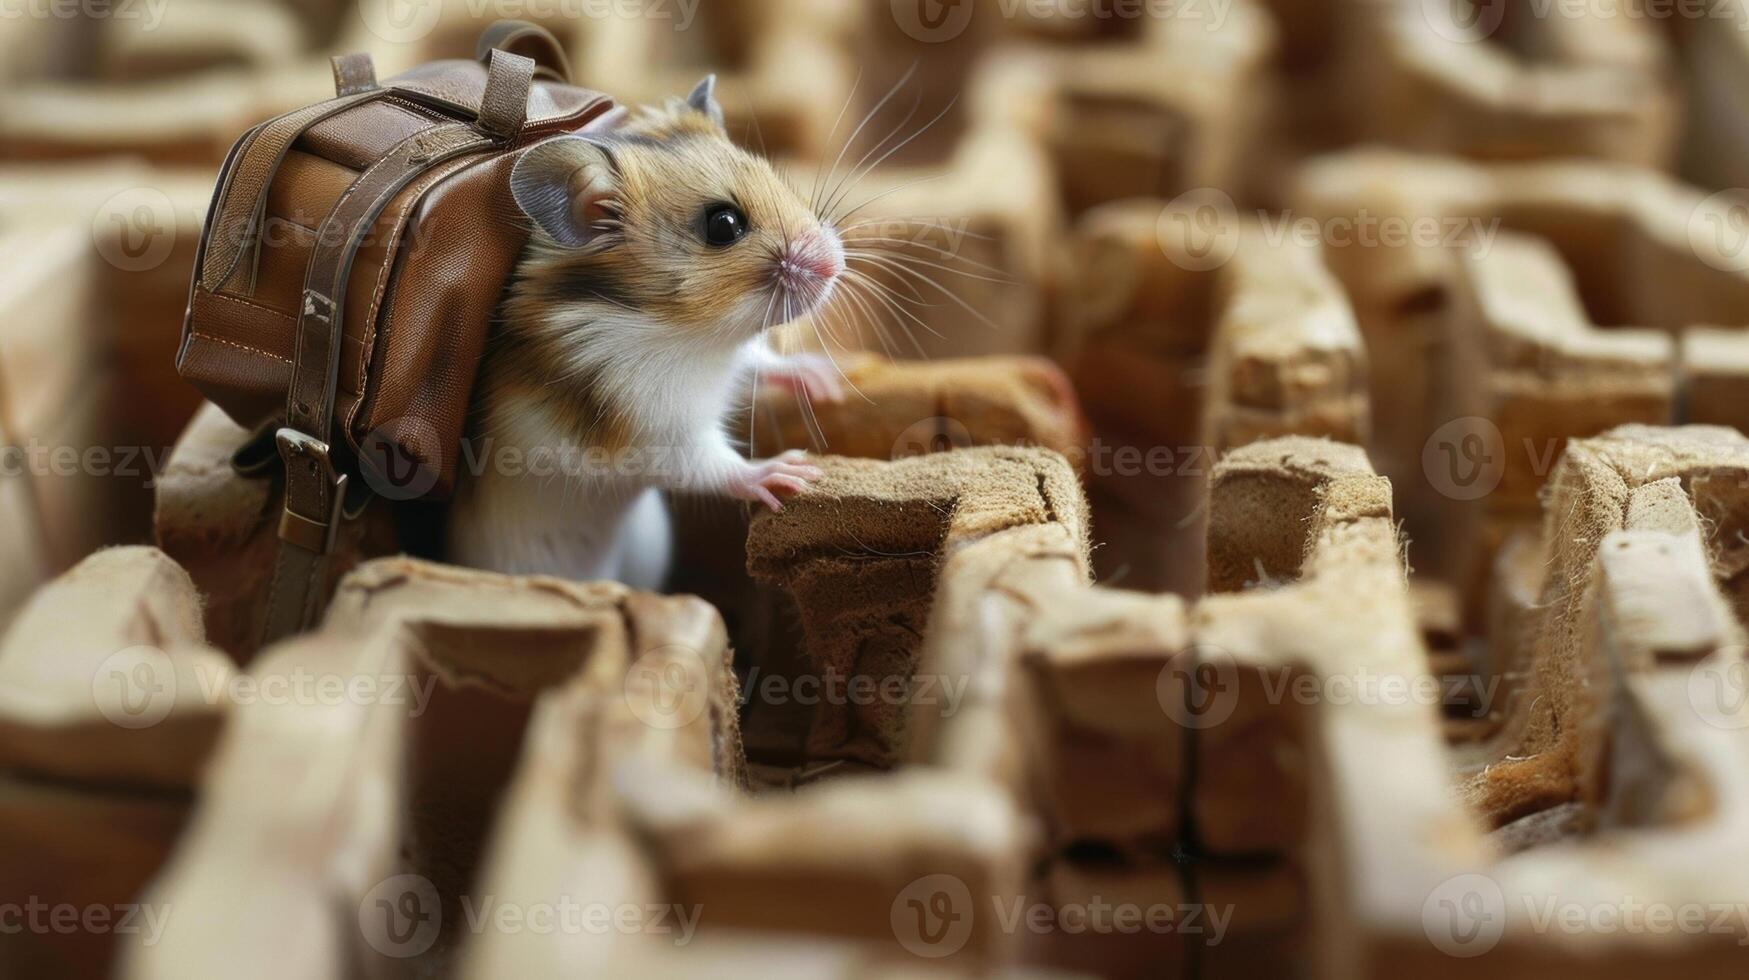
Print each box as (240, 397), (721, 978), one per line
(763, 352), (847, 404)
(725, 451), (823, 512)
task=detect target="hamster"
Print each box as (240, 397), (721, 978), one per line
(446, 76), (848, 588)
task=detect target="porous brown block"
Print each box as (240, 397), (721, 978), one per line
(746, 446), (1088, 769)
(0, 222), (99, 451)
(1026, 861), (1187, 977)
(1291, 149), (1749, 592)
(1016, 589), (1189, 850)
(1196, 438), (1408, 857)
(153, 403), (400, 659)
(1680, 2), (1749, 188)
(1295, 151), (1749, 337)
(0, 73), (260, 166)
(1199, 224), (1370, 453)
(1023, 855), (1303, 980)
(1197, 860), (1307, 980)
(0, 168), (211, 569)
(620, 767), (1032, 968)
(0, 546), (229, 788)
(1451, 232), (1674, 508)
(1057, 200), (1216, 451)
(127, 557), (743, 979)
(750, 353), (1085, 466)
(1681, 327), (1749, 436)
(905, 516), (1089, 798)
(984, 3), (1275, 216)
(1342, 0), (1677, 168)
(1293, 426), (1749, 978)
(1063, 201), (1370, 451)
(571, 0), (856, 162)
(86, 169), (211, 456)
(1461, 425), (1749, 826)
(92, 0), (308, 81)
(1058, 203), (1367, 593)
(0, 546), (230, 980)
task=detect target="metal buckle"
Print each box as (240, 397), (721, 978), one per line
(301, 289), (336, 325)
(274, 427), (348, 555)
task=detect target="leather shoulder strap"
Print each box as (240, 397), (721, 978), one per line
(258, 27), (556, 644)
(331, 52), (379, 97)
(199, 89), (386, 295)
(260, 121), (500, 645)
(284, 123), (496, 442)
(476, 49), (537, 140)
(475, 19), (571, 83)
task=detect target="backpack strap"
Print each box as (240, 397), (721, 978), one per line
(476, 49), (537, 139)
(256, 29), (558, 644)
(331, 52), (379, 97)
(475, 19), (572, 83)
(259, 118), (504, 645)
(199, 88), (388, 296)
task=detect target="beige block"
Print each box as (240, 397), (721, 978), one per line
(1342, 0), (1677, 167)
(1196, 438), (1419, 858)
(1682, 327), (1749, 434)
(127, 557), (742, 979)
(1059, 203), (1367, 450)
(0, 779), (189, 980)
(0, 222), (97, 441)
(0, 546), (228, 790)
(987, 2), (1275, 216)
(1018, 589), (1189, 849)
(94, 0), (307, 81)
(0, 464), (51, 623)
(571, 0), (857, 162)
(746, 447), (1088, 768)
(1291, 150), (1749, 588)
(153, 403), (400, 659)
(751, 354), (1086, 469)
(622, 768), (1032, 967)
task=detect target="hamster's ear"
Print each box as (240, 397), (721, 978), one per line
(686, 74), (725, 129)
(509, 136), (623, 248)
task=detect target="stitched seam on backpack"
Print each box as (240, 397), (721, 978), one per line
(188, 329), (293, 364)
(346, 152), (492, 441)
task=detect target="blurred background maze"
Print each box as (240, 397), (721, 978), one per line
(4, 1), (1749, 977)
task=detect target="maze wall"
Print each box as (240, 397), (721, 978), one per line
(4, 1), (1749, 978)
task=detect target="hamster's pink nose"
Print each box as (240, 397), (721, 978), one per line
(783, 228), (844, 283)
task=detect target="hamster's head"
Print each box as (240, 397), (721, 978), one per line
(508, 76), (843, 340)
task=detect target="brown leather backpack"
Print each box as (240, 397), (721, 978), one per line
(177, 21), (614, 643)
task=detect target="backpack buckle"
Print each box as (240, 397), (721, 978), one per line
(275, 427), (348, 555)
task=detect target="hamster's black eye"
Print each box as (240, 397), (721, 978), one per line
(702, 204), (748, 247)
